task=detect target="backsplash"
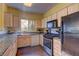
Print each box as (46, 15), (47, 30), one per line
(0, 28), (7, 34)
(0, 31), (7, 34)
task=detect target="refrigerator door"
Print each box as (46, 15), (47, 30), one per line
(61, 12), (79, 56)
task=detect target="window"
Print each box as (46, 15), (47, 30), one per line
(21, 19), (28, 32)
(21, 19), (36, 32)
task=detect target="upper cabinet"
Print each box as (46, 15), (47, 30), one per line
(42, 19), (44, 28)
(0, 4), (7, 31)
(57, 4), (79, 27)
(57, 8), (67, 27)
(42, 16), (53, 28)
(35, 19), (42, 28)
(4, 13), (20, 30)
(42, 4), (79, 28)
(68, 4), (79, 15)
(42, 18), (47, 28)
(4, 13), (13, 27)
(13, 15), (20, 29)
(51, 13), (56, 20)
(47, 16), (52, 21)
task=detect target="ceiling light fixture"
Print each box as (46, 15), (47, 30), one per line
(24, 3), (32, 7)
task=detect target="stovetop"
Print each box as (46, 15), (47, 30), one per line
(43, 33), (59, 39)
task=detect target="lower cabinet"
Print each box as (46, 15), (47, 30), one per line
(31, 35), (40, 46)
(3, 40), (17, 56)
(53, 37), (61, 56)
(17, 35), (31, 48)
(17, 34), (44, 48)
(39, 34), (43, 46)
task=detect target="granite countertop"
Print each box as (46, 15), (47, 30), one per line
(0, 34), (17, 56)
(0, 32), (60, 55)
(0, 32), (43, 55)
(16, 32), (44, 36)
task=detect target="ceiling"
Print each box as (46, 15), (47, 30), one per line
(7, 3), (57, 14)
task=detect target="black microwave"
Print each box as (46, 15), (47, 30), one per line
(47, 20), (58, 29)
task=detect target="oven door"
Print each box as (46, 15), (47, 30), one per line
(43, 37), (53, 55)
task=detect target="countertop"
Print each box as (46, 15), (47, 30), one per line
(16, 32), (44, 36)
(0, 32), (60, 55)
(0, 34), (17, 56)
(0, 32), (43, 55)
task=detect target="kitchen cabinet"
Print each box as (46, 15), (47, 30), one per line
(42, 18), (44, 28)
(44, 18), (47, 28)
(3, 39), (17, 56)
(4, 13), (13, 27)
(0, 4), (7, 30)
(13, 15), (20, 30)
(57, 8), (67, 27)
(47, 16), (52, 21)
(17, 35), (31, 48)
(53, 38), (61, 56)
(42, 18), (48, 28)
(39, 34), (43, 46)
(17, 34), (41, 48)
(51, 13), (56, 20)
(31, 35), (40, 46)
(4, 13), (20, 31)
(68, 4), (79, 15)
(35, 19), (42, 28)
(42, 14), (56, 28)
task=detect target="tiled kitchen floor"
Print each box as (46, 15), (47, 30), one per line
(16, 46), (49, 56)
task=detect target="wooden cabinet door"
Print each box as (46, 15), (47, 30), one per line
(57, 8), (67, 27)
(68, 4), (79, 15)
(22, 35), (31, 47)
(17, 35), (23, 48)
(42, 18), (47, 28)
(42, 18), (46, 28)
(13, 16), (20, 29)
(31, 35), (40, 46)
(4, 13), (13, 27)
(47, 16), (52, 21)
(17, 35), (31, 48)
(35, 19), (42, 28)
(51, 13), (56, 20)
(39, 34), (43, 46)
(42, 19), (44, 28)
(53, 38), (61, 56)
(44, 18), (48, 28)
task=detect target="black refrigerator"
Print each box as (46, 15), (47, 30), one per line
(61, 11), (79, 56)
